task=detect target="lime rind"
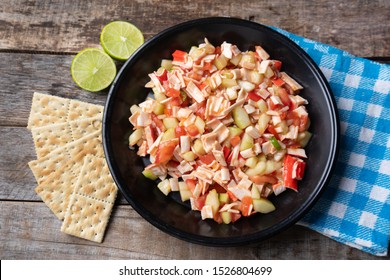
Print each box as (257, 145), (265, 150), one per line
(71, 48), (116, 92)
(100, 21), (144, 61)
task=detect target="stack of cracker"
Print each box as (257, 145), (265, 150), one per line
(27, 92), (118, 243)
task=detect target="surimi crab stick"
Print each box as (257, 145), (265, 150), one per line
(129, 38), (312, 224)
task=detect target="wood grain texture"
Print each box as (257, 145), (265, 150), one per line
(0, 0), (389, 57)
(0, 201), (385, 260)
(0, 126), (128, 203)
(0, 52), (108, 127)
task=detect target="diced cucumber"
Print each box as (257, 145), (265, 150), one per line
(218, 193), (229, 205)
(205, 189), (220, 216)
(161, 128), (176, 141)
(230, 53), (242, 66)
(264, 160), (282, 175)
(245, 156), (258, 169)
(257, 99), (268, 113)
(152, 102), (165, 115)
(154, 90), (167, 102)
(240, 133), (254, 151)
(257, 113), (271, 135)
(157, 179), (171, 196)
(253, 198), (276, 213)
(194, 116), (205, 135)
(161, 59), (173, 70)
(245, 160), (266, 176)
(298, 131), (312, 147)
(163, 117), (179, 129)
(129, 128), (144, 146)
(251, 184), (261, 199)
(182, 151), (197, 162)
(142, 169), (158, 180)
(221, 211), (232, 224)
(179, 181), (192, 202)
(214, 55), (228, 70)
(193, 139), (206, 155)
(232, 106), (251, 129)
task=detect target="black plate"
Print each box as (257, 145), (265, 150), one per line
(103, 17), (339, 246)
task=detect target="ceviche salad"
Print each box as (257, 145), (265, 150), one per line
(128, 39), (312, 224)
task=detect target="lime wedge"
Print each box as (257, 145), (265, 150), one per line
(70, 48), (116, 92)
(100, 21), (144, 61)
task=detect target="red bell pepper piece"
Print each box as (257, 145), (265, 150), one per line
(185, 124), (199, 137)
(172, 50), (187, 62)
(283, 155), (298, 191)
(248, 90), (262, 102)
(175, 125), (187, 138)
(166, 87), (180, 98)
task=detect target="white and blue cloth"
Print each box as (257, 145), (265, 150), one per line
(272, 28), (390, 256)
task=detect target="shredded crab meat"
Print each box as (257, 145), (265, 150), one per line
(128, 38), (311, 224)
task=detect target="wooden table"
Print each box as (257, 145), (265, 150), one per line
(1, 0), (389, 260)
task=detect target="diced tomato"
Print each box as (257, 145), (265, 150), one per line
(164, 108), (172, 116)
(199, 154), (215, 165)
(166, 160), (179, 168)
(195, 103), (206, 119)
(203, 61), (213, 71)
(185, 179), (197, 193)
(151, 114), (165, 132)
(186, 124), (199, 137)
(240, 196), (253, 217)
(214, 46), (221, 55)
(172, 50), (187, 62)
(250, 175), (278, 185)
(192, 193), (206, 210)
(272, 60), (282, 71)
(213, 212), (223, 224)
(277, 88), (291, 107)
(169, 97), (182, 106)
(268, 98), (282, 110)
(248, 90), (262, 102)
(283, 155), (298, 191)
(166, 87), (180, 98)
(272, 78), (285, 87)
(175, 125), (187, 138)
(222, 146), (231, 159)
(267, 125), (280, 140)
(230, 135), (241, 147)
(198, 82), (208, 91)
(154, 139), (178, 164)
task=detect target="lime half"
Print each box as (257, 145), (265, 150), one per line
(100, 21), (144, 61)
(71, 48), (116, 92)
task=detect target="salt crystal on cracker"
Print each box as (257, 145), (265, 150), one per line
(61, 154), (117, 243)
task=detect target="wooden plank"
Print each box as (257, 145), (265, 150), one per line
(0, 52), (107, 127)
(0, 201), (386, 259)
(0, 0), (389, 57)
(0, 126), (127, 203)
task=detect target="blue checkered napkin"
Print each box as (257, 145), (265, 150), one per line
(272, 27), (390, 256)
